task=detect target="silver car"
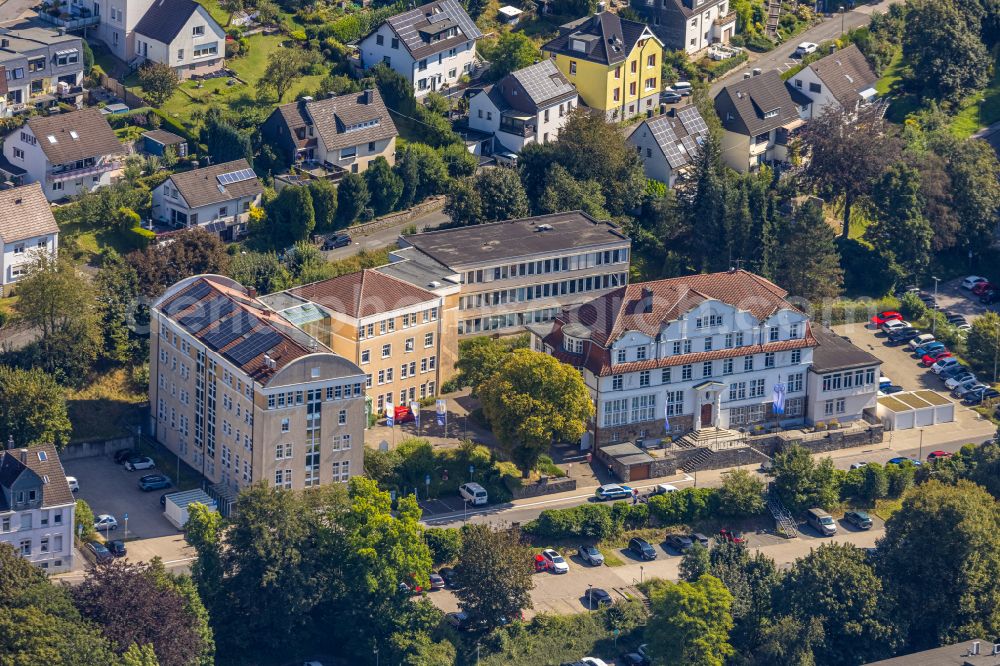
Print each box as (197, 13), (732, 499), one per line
(577, 544), (605, 566)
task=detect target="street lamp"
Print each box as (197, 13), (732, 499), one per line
(640, 566), (644, 584)
(374, 647), (379, 666)
(588, 583), (594, 611)
(839, 5), (845, 35)
(919, 428), (924, 462)
(463, 498), (469, 524)
(931, 276), (941, 334)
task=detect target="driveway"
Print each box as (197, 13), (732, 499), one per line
(65, 457), (181, 540)
(322, 207), (451, 261)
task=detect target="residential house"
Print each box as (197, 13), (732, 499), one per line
(541, 11), (663, 121)
(788, 44), (878, 118)
(713, 70), (808, 172)
(0, 183), (59, 295)
(467, 59), (578, 155)
(90, 0), (157, 63)
(150, 275), (368, 509)
(530, 270), (819, 448)
(0, 107), (125, 201)
(0, 444), (76, 573)
(398, 211), (632, 338)
(626, 104), (710, 186)
(630, 0), (736, 54)
(261, 269), (458, 415)
(151, 159), (263, 241)
(359, 0), (482, 96)
(0, 25), (85, 117)
(261, 89), (398, 174)
(864, 639), (1000, 666)
(132, 0), (225, 79)
(806, 324), (881, 426)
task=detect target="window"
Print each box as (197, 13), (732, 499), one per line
(193, 44), (217, 58)
(193, 25), (205, 36)
(750, 378), (765, 398)
(376, 34), (384, 45)
(809, 82), (822, 93)
(636, 346), (647, 361)
(341, 146), (357, 159)
(280, 418), (289, 433)
(765, 352), (775, 368)
(339, 409), (347, 425)
(391, 37), (399, 48)
(647, 54), (656, 67)
(661, 368), (671, 384)
(361, 350), (370, 364)
(790, 323), (800, 339)
(703, 361), (713, 377)
(824, 400), (835, 416)
(569, 61), (577, 74)
(788, 372), (803, 393)
(630, 82), (636, 96)
(630, 394), (656, 423)
(405, 338), (414, 353)
(424, 332), (434, 348)
(744, 355), (753, 371)
(791, 349), (801, 364)
(704, 337), (713, 351)
(681, 364), (692, 381)
(665, 391), (684, 416)
(20, 540), (30, 556)
(12, 147), (23, 160)
(639, 370), (650, 387)
(645, 78), (656, 91)
(603, 398), (628, 426)
(274, 469), (292, 489)
(729, 381), (746, 401)
(382, 344), (391, 358)
(866, 368), (876, 384)
(612, 375), (623, 391)
(631, 60), (638, 74)
(275, 443), (292, 459)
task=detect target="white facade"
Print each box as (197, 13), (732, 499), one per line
(806, 364), (880, 425)
(0, 500), (75, 573)
(628, 123), (676, 186)
(134, 6), (225, 79)
(151, 179), (261, 238)
(360, 22), (476, 96)
(468, 90), (575, 153)
(682, 0), (735, 53)
(2, 126), (122, 201)
(2, 237), (58, 291)
(92, 0), (157, 63)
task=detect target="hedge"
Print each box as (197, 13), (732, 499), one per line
(525, 501), (650, 541)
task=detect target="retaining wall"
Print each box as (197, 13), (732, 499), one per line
(61, 436), (135, 461)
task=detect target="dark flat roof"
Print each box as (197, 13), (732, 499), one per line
(810, 325), (881, 373)
(864, 640), (1000, 666)
(401, 211), (630, 268)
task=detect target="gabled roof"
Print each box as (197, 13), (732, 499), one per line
(504, 60), (576, 110)
(166, 159), (263, 210)
(542, 12), (661, 66)
(0, 183), (58, 243)
(0, 443), (74, 511)
(288, 269), (438, 320)
(629, 104), (709, 170)
(26, 108), (123, 165)
(383, 0), (482, 61)
(714, 70), (801, 136)
(134, 0), (211, 45)
(805, 44), (878, 108)
(305, 89), (398, 152)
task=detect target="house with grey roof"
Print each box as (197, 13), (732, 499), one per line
(0, 183), (58, 295)
(627, 104), (710, 186)
(359, 0), (482, 96)
(151, 159), (263, 241)
(630, 0), (737, 54)
(0, 443), (76, 573)
(788, 45), (878, 118)
(0, 24), (85, 118)
(713, 70), (809, 172)
(467, 60), (578, 156)
(132, 0), (225, 79)
(261, 89), (398, 174)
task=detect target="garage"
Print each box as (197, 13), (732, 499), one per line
(877, 390), (955, 430)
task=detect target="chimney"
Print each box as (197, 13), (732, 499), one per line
(659, 103), (667, 115)
(992, 644), (1000, 656)
(597, 0), (605, 12)
(246, 286), (257, 299)
(972, 642), (981, 656)
(18, 448), (27, 463)
(362, 89), (375, 104)
(641, 287), (653, 313)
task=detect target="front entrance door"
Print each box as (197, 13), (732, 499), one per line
(700, 403), (713, 428)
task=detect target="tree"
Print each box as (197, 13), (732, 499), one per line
(219, 0), (243, 25)
(748, 615), (824, 666)
(366, 156), (403, 215)
(877, 480), (1000, 649)
(777, 543), (895, 665)
(122, 643), (160, 666)
(257, 49), (313, 101)
(478, 349), (594, 476)
(686, 134), (730, 271)
(867, 163), (932, 278)
(200, 109), (252, 165)
(256, 185), (316, 250)
(425, 527), (463, 565)
(645, 575), (734, 666)
(138, 62), (179, 107)
(184, 502), (224, 615)
(75, 499), (97, 542)
(947, 139), (1000, 255)
(306, 179), (338, 231)
(395, 144), (449, 208)
(95, 250), (141, 365)
(903, 0), (991, 103)
(16, 253), (94, 343)
(454, 335), (529, 391)
(538, 163), (610, 219)
(964, 311), (1000, 380)
(801, 105), (900, 236)
(453, 523), (534, 630)
(336, 172), (371, 225)
(768, 444), (840, 513)
(0, 366), (72, 449)
(717, 469), (766, 517)
(443, 178), (484, 227)
(708, 543), (779, 656)
(227, 251), (291, 294)
(486, 32), (541, 81)
(773, 200), (844, 301)
(680, 543), (711, 582)
(440, 142), (478, 179)
(127, 228), (230, 298)
(474, 167), (529, 223)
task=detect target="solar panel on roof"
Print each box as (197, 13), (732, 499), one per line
(202, 311), (259, 350)
(514, 61), (574, 104)
(163, 281), (211, 315)
(178, 297), (235, 333)
(649, 118), (689, 170)
(680, 134), (701, 158)
(677, 106), (708, 136)
(216, 168), (256, 186)
(225, 330), (282, 367)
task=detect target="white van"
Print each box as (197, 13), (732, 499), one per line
(459, 482), (488, 506)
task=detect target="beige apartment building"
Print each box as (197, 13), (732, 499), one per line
(150, 275), (367, 509)
(261, 269), (459, 416)
(397, 211), (632, 338)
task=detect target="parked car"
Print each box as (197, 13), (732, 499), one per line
(955, 382), (989, 399)
(850, 461), (868, 470)
(844, 510), (873, 530)
(138, 474), (171, 491)
(879, 385), (904, 395)
(913, 341), (945, 356)
(594, 484), (633, 501)
(106, 539), (127, 557)
(628, 537), (657, 560)
(887, 327), (921, 344)
(940, 364), (971, 380)
(428, 573), (446, 590)
(888, 457), (922, 467)
(806, 508), (837, 536)
(459, 482), (488, 506)
(94, 514), (118, 531)
(665, 534), (694, 551)
(540, 548), (569, 574)
(577, 544), (605, 566)
(718, 529), (746, 544)
(322, 234), (352, 250)
(113, 449), (134, 464)
(932, 357), (961, 374)
(964, 387), (1000, 405)
(670, 81), (692, 95)
(86, 541), (114, 564)
(124, 456), (155, 471)
(982, 291), (999, 305)
(927, 450), (953, 461)
(439, 567), (461, 589)
(587, 588), (614, 608)
(908, 334), (936, 351)
(973, 281), (995, 296)
(945, 372), (977, 389)
(956, 323), (973, 332)
(620, 653), (650, 666)
(649, 483), (679, 495)
(445, 611), (475, 632)
(871, 310), (903, 326)
(962, 275), (988, 290)
(922, 351), (952, 366)
(66, 476), (79, 492)
(945, 313), (968, 325)
(793, 41), (818, 56)
(660, 90), (683, 104)
(881, 319), (910, 333)
(690, 532), (710, 548)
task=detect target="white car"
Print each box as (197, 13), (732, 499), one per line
(94, 514), (118, 531)
(962, 275), (988, 290)
(908, 334), (936, 351)
(66, 476), (79, 492)
(850, 462), (868, 470)
(946, 372), (977, 390)
(932, 357), (961, 374)
(881, 319), (910, 333)
(540, 548), (569, 574)
(581, 659), (610, 666)
(794, 42), (818, 56)
(124, 456), (155, 471)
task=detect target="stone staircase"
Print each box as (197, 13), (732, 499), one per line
(765, 0), (782, 39)
(680, 448), (714, 473)
(676, 427), (745, 449)
(614, 585), (650, 610)
(767, 491), (798, 539)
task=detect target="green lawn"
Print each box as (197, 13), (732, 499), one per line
(950, 59), (1000, 138)
(67, 369), (147, 443)
(875, 52), (922, 123)
(196, 0), (231, 27)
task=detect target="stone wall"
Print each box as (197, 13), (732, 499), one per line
(347, 195), (446, 236)
(595, 415), (694, 447)
(509, 476), (577, 499)
(60, 436), (135, 461)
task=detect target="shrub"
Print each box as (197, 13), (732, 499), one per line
(75, 498), (96, 542)
(425, 527), (463, 565)
(898, 291), (927, 321)
(125, 225), (156, 250)
(647, 488), (718, 525)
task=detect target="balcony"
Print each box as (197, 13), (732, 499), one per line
(714, 11), (737, 25)
(498, 118), (536, 138)
(37, 5), (100, 29)
(47, 160), (122, 183)
(56, 85), (85, 99)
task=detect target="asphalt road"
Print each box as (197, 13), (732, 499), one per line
(709, 0), (903, 96)
(322, 207), (451, 261)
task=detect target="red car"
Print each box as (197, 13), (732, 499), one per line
(927, 450), (953, 461)
(922, 351), (952, 366)
(872, 311), (903, 326)
(718, 529), (746, 544)
(973, 282), (995, 296)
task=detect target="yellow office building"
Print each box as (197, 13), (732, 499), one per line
(542, 11), (664, 122)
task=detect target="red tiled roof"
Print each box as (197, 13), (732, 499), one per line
(290, 269), (437, 319)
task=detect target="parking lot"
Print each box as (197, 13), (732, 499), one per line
(65, 456), (182, 540)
